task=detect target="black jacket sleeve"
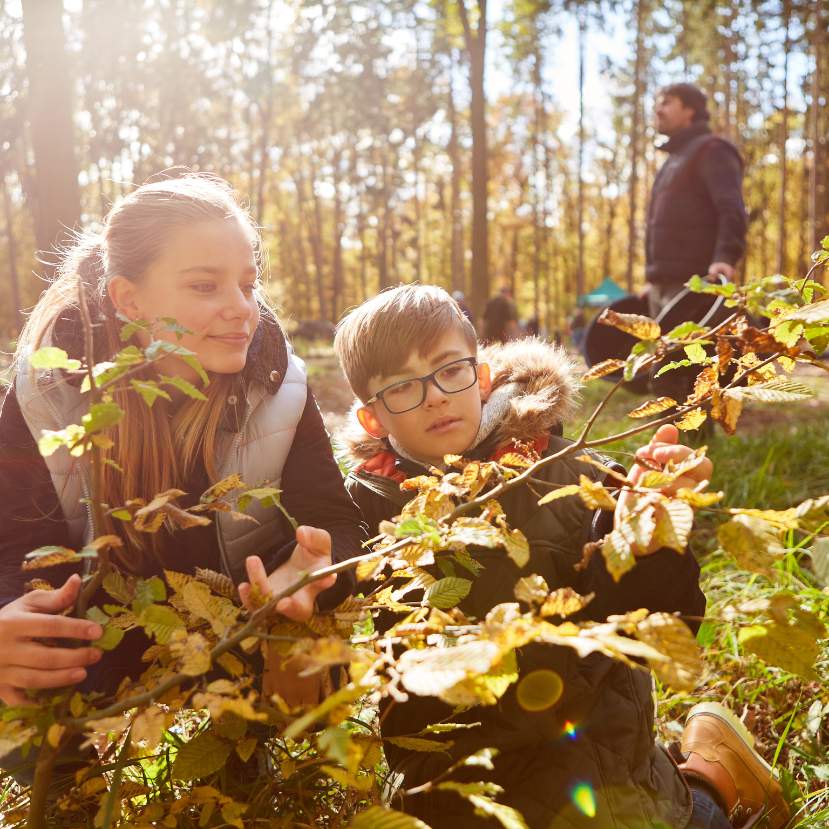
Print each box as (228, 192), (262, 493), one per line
(581, 507), (706, 633)
(700, 142), (748, 267)
(260, 386), (368, 611)
(0, 386), (79, 608)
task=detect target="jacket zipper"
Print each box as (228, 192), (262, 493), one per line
(215, 400), (254, 579)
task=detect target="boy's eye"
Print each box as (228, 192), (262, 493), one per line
(439, 365), (462, 378)
(387, 381), (413, 397)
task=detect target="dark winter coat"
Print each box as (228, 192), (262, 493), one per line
(645, 121), (747, 285)
(336, 340), (705, 829)
(0, 307), (367, 697)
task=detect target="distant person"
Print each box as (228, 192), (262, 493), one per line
(482, 286), (518, 344)
(525, 314), (540, 338)
(451, 290), (473, 323)
(568, 310), (587, 352)
(643, 83), (747, 400)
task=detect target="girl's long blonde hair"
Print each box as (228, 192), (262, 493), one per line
(17, 174), (265, 568)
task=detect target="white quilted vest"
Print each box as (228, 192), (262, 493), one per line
(15, 338), (308, 583)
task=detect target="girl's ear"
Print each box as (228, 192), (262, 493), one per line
(357, 405), (390, 439)
(108, 276), (141, 320)
(478, 362), (492, 402)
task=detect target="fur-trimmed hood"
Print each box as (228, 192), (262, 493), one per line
(335, 338), (581, 467)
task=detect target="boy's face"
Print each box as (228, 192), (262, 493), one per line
(357, 331), (491, 468)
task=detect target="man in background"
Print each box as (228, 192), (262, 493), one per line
(644, 83), (747, 400)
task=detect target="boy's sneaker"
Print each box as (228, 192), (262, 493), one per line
(677, 702), (792, 829)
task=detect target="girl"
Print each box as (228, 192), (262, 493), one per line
(0, 174), (366, 713)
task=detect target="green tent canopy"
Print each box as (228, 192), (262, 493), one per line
(576, 277), (628, 308)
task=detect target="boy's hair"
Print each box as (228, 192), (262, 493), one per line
(334, 285), (478, 402)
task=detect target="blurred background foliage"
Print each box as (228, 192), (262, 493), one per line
(0, 0), (827, 342)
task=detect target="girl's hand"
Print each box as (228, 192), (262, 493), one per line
(616, 424), (714, 556)
(238, 526), (337, 622)
(0, 574), (103, 706)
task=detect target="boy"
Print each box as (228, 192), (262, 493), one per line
(334, 286), (790, 829)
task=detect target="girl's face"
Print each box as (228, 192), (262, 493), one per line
(110, 218), (260, 384)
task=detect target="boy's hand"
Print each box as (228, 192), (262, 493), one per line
(0, 574), (103, 706)
(617, 424), (714, 556)
(238, 526), (337, 622)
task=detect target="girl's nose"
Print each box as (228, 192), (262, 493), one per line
(224, 287), (255, 319)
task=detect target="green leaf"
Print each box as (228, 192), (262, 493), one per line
(159, 317), (195, 340)
(103, 458), (124, 473)
(160, 374), (208, 401)
(109, 509), (132, 521)
(655, 359), (693, 377)
(349, 807), (431, 829)
(133, 576), (166, 612)
(29, 347), (81, 371)
(423, 577), (472, 609)
(138, 604), (185, 644)
(82, 402), (125, 434)
(602, 530), (636, 582)
(687, 275), (705, 293)
(118, 315), (152, 341)
(317, 726), (352, 764)
(665, 321), (706, 339)
(93, 626), (125, 651)
(171, 732), (234, 781)
(130, 379), (172, 407)
(684, 343), (707, 364)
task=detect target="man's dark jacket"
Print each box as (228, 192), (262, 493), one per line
(645, 121), (747, 285)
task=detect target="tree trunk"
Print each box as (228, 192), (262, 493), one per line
(378, 143), (390, 291)
(626, 0), (645, 294)
(775, 0), (790, 275)
(20, 0), (82, 260)
(576, 8), (586, 298)
(456, 0), (488, 320)
(809, 6), (822, 255)
(2, 168), (23, 333)
(293, 165), (327, 321)
(331, 148), (346, 321)
(448, 49), (465, 294)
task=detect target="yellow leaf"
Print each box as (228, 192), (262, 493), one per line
(497, 453), (534, 468)
(132, 706), (167, 751)
(538, 484), (581, 505)
(597, 308), (661, 340)
(716, 338), (734, 375)
(582, 358), (626, 380)
(169, 630), (213, 676)
(47, 723), (66, 747)
(183, 580), (224, 622)
(235, 736), (257, 763)
(636, 613), (702, 692)
(514, 575), (548, 606)
(710, 388), (743, 435)
(102, 571), (133, 603)
(578, 475), (617, 511)
(349, 807), (431, 829)
(356, 555), (385, 581)
(386, 736), (453, 753)
(675, 488), (723, 508)
(738, 621), (820, 681)
(689, 366), (718, 402)
(627, 397), (677, 418)
(675, 407), (708, 431)
(539, 588), (593, 618)
(502, 528), (530, 569)
(202, 474), (246, 501)
(217, 652), (245, 678)
(602, 530), (635, 582)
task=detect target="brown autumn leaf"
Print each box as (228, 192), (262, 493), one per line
(400, 475), (440, 492)
(627, 397), (678, 419)
(514, 574), (549, 607)
(201, 474), (246, 502)
(195, 567), (237, 600)
(582, 359), (626, 381)
(169, 630), (213, 676)
(22, 547), (81, 571)
(716, 338), (734, 376)
(597, 308), (661, 340)
(24, 578), (54, 592)
(497, 453), (534, 468)
(636, 613), (702, 692)
(689, 366), (718, 402)
(710, 389), (743, 435)
(85, 534), (124, 551)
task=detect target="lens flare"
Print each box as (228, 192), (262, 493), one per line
(564, 721), (578, 739)
(571, 783), (596, 818)
(516, 670), (564, 712)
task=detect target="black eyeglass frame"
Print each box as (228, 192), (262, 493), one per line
(366, 356), (479, 414)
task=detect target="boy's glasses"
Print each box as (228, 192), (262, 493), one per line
(367, 357), (479, 414)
